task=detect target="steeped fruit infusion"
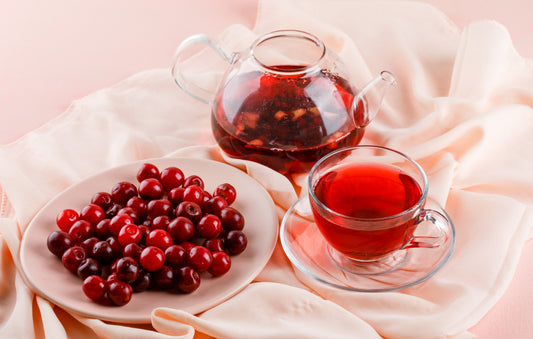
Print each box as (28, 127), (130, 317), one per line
(212, 66), (364, 174)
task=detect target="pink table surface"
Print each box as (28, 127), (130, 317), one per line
(1, 1), (532, 338)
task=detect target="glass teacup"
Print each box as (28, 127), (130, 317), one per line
(308, 145), (453, 274)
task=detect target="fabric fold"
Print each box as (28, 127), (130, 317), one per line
(152, 282), (382, 339)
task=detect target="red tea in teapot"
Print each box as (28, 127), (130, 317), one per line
(211, 66), (364, 174)
(173, 31), (395, 174)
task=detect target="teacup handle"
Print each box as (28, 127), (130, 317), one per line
(404, 208), (452, 249)
(170, 34), (233, 104)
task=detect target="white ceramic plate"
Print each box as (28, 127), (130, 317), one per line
(20, 157), (278, 323)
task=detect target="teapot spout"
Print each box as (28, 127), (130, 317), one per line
(353, 71), (396, 128)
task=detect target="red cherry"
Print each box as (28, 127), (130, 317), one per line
(147, 199), (174, 219)
(203, 238), (224, 253)
(68, 220), (94, 243)
(109, 214), (134, 236)
(107, 281), (132, 306)
(126, 196), (147, 219)
(116, 207), (141, 225)
(91, 192), (113, 211)
(114, 256), (140, 283)
(91, 240), (115, 265)
(152, 265), (174, 289)
(83, 275), (108, 302)
(105, 203), (123, 219)
(110, 181), (138, 205)
(106, 236), (124, 258)
(224, 230), (247, 255)
(77, 258), (102, 280)
(187, 246), (212, 272)
(56, 209), (79, 232)
(175, 266), (200, 293)
(175, 201), (202, 223)
(167, 216), (195, 243)
(219, 207), (245, 231)
(95, 219), (112, 239)
(62, 246), (87, 273)
(80, 237), (99, 254)
(164, 244), (187, 267)
(123, 243), (143, 262)
(183, 175), (204, 189)
(137, 163), (160, 182)
(203, 196), (228, 216)
(47, 231), (74, 257)
(208, 251), (231, 276)
(131, 270), (151, 293)
(182, 185), (204, 205)
(197, 214), (222, 239)
(159, 166), (185, 191)
(151, 215), (171, 230)
(214, 183), (237, 205)
(145, 229), (173, 251)
(139, 178), (164, 200)
(80, 203), (106, 226)
(168, 187), (185, 207)
(140, 246), (165, 272)
(118, 224), (142, 247)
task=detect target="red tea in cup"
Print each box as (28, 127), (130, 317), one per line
(312, 162), (422, 260)
(308, 145), (450, 269)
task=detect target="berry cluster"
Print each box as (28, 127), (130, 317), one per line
(47, 163), (247, 306)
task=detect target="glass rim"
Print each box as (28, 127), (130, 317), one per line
(307, 145), (429, 223)
(250, 29), (326, 75)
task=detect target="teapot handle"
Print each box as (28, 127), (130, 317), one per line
(171, 34), (233, 104)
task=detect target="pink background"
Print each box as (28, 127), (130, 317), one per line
(1, 1), (532, 337)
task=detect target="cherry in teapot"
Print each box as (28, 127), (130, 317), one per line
(172, 30), (395, 174)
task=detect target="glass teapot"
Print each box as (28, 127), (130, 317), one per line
(171, 30), (395, 174)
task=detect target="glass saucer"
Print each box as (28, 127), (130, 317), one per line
(280, 197), (455, 292)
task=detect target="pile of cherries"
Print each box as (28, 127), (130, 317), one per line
(46, 163), (247, 306)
